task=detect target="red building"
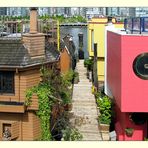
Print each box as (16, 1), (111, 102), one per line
(106, 24), (148, 140)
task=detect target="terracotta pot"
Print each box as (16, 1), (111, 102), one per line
(64, 103), (72, 111)
(125, 130), (134, 137)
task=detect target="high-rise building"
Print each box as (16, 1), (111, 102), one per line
(135, 7), (148, 17)
(129, 8), (136, 17)
(6, 7), (29, 16)
(0, 7), (7, 15)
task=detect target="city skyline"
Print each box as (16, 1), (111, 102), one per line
(0, 7), (148, 19)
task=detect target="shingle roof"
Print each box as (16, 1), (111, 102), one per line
(0, 38), (60, 69)
(62, 35), (76, 59)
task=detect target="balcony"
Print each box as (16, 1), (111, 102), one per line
(0, 101), (25, 113)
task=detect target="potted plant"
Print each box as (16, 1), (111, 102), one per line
(84, 59), (93, 79)
(97, 95), (112, 132)
(73, 71), (79, 84)
(99, 114), (111, 132)
(61, 91), (72, 111)
(125, 127), (134, 137)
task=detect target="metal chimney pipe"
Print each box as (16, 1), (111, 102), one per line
(107, 16), (112, 23)
(107, 16), (113, 26)
(30, 7), (38, 34)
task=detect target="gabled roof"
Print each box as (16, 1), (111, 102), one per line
(0, 38), (60, 69)
(62, 35), (76, 59)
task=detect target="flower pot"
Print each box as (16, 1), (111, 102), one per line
(99, 124), (110, 141)
(125, 128), (134, 137)
(125, 129), (134, 137)
(64, 103), (72, 111)
(99, 123), (110, 132)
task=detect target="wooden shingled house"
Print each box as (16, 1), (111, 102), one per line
(0, 8), (60, 140)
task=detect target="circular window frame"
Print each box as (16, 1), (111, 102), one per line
(133, 53), (148, 80)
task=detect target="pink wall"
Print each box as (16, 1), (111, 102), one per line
(107, 31), (148, 112)
(115, 106), (147, 141)
(122, 35), (148, 112)
(107, 31), (122, 109)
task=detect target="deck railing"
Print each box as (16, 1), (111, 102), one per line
(124, 17), (148, 34)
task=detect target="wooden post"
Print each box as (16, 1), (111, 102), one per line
(93, 43), (98, 91)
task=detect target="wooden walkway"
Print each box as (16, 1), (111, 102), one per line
(70, 60), (102, 141)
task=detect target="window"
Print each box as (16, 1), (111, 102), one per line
(0, 71), (14, 94)
(133, 53), (148, 80)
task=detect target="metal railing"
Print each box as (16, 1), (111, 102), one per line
(124, 17), (148, 34)
(0, 19), (58, 40)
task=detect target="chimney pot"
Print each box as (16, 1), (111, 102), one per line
(30, 7), (38, 34)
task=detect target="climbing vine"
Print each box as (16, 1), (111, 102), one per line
(25, 65), (78, 141)
(26, 83), (53, 140)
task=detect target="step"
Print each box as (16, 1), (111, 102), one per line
(72, 113), (99, 119)
(72, 96), (94, 99)
(72, 99), (96, 103)
(81, 133), (102, 141)
(72, 102), (97, 106)
(74, 124), (100, 132)
(72, 106), (98, 111)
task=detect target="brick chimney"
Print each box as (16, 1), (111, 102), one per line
(23, 7), (45, 58)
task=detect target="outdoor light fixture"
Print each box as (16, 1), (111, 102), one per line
(133, 53), (148, 80)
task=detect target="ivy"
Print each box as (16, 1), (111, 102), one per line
(26, 83), (53, 140)
(25, 65), (75, 140)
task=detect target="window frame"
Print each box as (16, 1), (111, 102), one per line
(0, 71), (15, 94)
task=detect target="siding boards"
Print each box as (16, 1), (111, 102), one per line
(11, 122), (19, 139)
(22, 111), (41, 140)
(20, 69), (40, 110)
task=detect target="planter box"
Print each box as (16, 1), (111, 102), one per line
(99, 123), (110, 141)
(99, 123), (110, 132)
(0, 102), (25, 113)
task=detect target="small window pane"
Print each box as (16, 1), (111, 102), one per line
(0, 71), (14, 93)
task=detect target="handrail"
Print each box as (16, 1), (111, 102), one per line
(124, 17), (148, 34)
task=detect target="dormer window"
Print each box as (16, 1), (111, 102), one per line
(0, 71), (14, 94)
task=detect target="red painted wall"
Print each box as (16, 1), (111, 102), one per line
(107, 31), (122, 109)
(115, 106), (147, 141)
(122, 35), (148, 112)
(107, 31), (148, 112)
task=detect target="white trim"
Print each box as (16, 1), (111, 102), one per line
(104, 24), (115, 98)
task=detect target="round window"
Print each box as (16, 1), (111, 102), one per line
(133, 53), (148, 80)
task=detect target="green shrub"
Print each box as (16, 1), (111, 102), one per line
(84, 59), (93, 71)
(60, 91), (71, 105)
(97, 95), (112, 125)
(62, 127), (83, 141)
